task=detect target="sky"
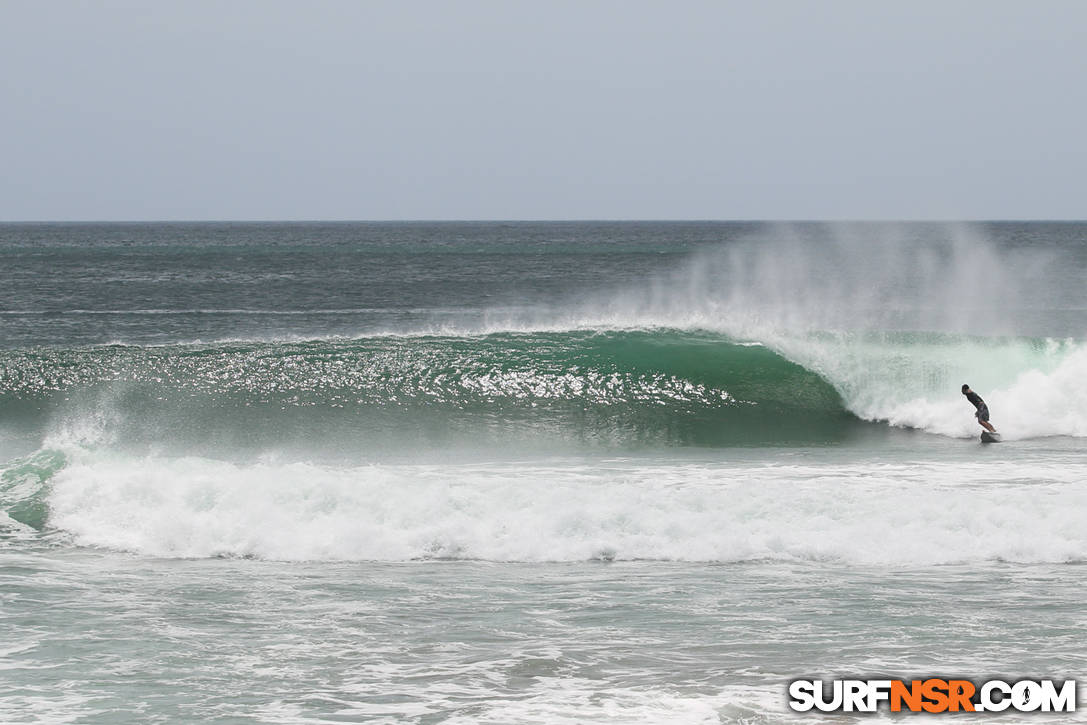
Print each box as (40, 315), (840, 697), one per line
(2, 1), (1085, 221)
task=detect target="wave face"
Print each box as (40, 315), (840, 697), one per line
(0, 331), (858, 455)
(2, 330), (1084, 460)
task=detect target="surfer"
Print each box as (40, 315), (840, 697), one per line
(961, 384), (996, 433)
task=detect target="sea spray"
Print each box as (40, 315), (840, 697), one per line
(544, 222), (1065, 338)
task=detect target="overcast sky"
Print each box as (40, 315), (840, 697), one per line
(2, 1), (1085, 221)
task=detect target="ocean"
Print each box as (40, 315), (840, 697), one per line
(1, 221), (1085, 723)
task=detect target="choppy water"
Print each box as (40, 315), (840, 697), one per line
(2, 222), (1086, 722)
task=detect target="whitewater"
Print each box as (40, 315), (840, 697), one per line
(2, 221), (1086, 723)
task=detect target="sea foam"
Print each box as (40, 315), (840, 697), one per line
(42, 452), (1087, 564)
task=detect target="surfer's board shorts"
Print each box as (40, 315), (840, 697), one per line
(976, 404), (990, 422)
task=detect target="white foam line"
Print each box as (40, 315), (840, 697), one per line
(43, 455), (1087, 565)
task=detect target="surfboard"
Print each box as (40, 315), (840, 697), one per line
(980, 431), (1001, 443)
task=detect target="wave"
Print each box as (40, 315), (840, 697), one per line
(3, 326), (1085, 558)
(2, 328), (1084, 457)
(0, 449), (65, 531)
(7, 451), (1087, 564)
(0, 331), (865, 454)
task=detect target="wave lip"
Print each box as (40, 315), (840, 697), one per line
(34, 454), (1087, 565)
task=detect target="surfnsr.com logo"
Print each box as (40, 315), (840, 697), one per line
(789, 679), (1077, 713)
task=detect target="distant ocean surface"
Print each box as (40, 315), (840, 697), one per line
(2, 221), (1086, 723)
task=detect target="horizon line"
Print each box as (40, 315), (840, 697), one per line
(2, 218), (1086, 224)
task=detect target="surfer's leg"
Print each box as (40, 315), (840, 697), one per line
(977, 405), (995, 432)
